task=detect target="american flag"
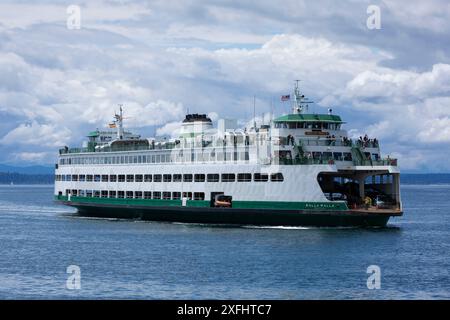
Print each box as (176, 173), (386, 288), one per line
(281, 95), (290, 101)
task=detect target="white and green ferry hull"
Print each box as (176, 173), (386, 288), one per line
(54, 163), (402, 227)
(55, 196), (397, 227)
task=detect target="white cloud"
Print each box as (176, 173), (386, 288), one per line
(338, 63), (450, 102)
(156, 121), (183, 137)
(0, 1), (151, 29)
(0, 121), (71, 147)
(13, 152), (52, 163)
(0, 0), (449, 172)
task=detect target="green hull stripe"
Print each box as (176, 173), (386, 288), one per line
(55, 196), (348, 211)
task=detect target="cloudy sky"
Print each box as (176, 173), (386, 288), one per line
(0, 0), (449, 172)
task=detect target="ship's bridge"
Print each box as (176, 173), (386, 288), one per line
(271, 113), (348, 148)
(273, 113), (344, 133)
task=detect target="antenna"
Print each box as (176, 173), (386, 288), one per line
(253, 95), (256, 130)
(116, 103), (124, 140)
(270, 97), (274, 124)
(292, 80), (313, 114)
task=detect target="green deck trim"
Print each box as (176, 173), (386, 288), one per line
(274, 114), (343, 123)
(55, 196), (348, 211)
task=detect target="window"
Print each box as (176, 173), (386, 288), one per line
(118, 175), (125, 182)
(207, 174), (219, 182)
(193, 192), (205, 200)
(163, 174), (172, 182)
(72, 175), (78, 182)
(101, 190), (108, 198)
(254, 173), (268, 182)
(237, 173), (252, 182)
(240, 152), (249, 161)
(182, 192), (192, 200)
(194, 174), (205, 182)
(79, 175), (86, 182)
(163, 192), (171, 200)
(322, 152), (332, 160)
(333, 152), (343, 161)
(109, 175), (117, 182)
(172, 192), (181, 200)
(86, 190), (93, 198)
(144, 191), (152, 199)
(153, 192), (161, 199)
(109, 191), (117, 198)
(118, 191), (125, 198)
(126, 175), (134, 182)
(126, 191), (133, 199)
(312, 152), (322, 160)
(135, 191), (143, 199)
(173, 174), (182, 182)
(271, 173), (284, 182)
(94, 175), (101, 182)
(221, 173), (235, 182)
(144, 174), (152, 182)
(87, 175), (93, 182)
(154, 174), (162, 182)
(94, 190), (100, 198)
(101, 175), (108, 182)
(135, 174), (143, 182)
(183, 174), (193, 182)
(66, 175), (72, 182)
(343, 153), (352, 161)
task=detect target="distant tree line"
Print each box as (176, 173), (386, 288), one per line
(0, 172), (54, 184)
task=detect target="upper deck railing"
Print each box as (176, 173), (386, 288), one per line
(277, 157), (397, 166)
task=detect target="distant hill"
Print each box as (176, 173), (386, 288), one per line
(0, 164), (54, 184)
(0, 164), (54, 175)
(0, 172), (53, 185)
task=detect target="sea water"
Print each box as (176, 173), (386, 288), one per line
(0, 176), (449, 299)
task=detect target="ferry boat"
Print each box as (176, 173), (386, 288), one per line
(54, 83), (402, 227)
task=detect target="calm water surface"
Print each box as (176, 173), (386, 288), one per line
(0, 182), (449, 299)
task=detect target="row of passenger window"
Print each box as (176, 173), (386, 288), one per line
(63, 189), (205, 200)
(56, 173), (284, 183)
(59, 151), (250, 166)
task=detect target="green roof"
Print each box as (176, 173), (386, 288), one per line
(87, 131), (99, 137)
(273, 114), (344, 123)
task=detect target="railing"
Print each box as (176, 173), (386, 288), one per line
(356, 159), (397, 166)
(276, 156), (397, 166)
(277, 158), (336, 165)
(59, 145), (175, 154)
